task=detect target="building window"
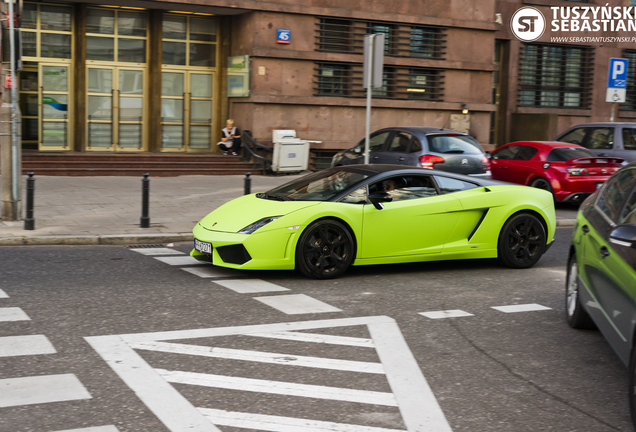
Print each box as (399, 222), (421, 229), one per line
(315, 63), (350, 95)
(623, 50), (636, 111)
(86, 8), (147, 63)
(314, 63), (443, 100)
(518, 43), (593, 108)
(22, 3), (72, 59)
(316, 18), (445, 60)
(162, 14), (218, 67)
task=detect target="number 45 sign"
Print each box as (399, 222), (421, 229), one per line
(606, 58), (629, 103)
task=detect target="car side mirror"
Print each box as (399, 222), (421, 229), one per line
(610, 224), (636, 248)
(353, 145), (362, 154)
(368, 192), (393, 210)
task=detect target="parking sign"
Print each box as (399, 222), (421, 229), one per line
(606, 58), (629, 103)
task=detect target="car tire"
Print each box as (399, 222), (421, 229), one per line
(295, 219), (355, 279)
(497, 212), (546, 269)
(629, 346), (636, 430)
(530, 177), (553, 195)
(565, 252), (596, 329)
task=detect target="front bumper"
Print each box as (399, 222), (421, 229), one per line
(190, 223), (299, 270)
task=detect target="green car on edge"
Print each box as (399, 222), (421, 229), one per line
(192, 164), (556, 279)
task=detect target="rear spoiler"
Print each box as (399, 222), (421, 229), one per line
(566, 157), (625, 165)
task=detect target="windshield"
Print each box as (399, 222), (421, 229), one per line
(262, 170), (369, 201)
(428, 134), (483, 155)
(547, 147), (595, 161)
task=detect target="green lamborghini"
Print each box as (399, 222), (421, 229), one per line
(191, 165), (556, 279)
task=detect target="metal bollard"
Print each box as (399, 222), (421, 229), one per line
(244, 172), (251, 195)
(140, 173), (150, 228)
(24, 172), (35, 230)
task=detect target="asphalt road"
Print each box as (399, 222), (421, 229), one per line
(0, 226), (632, 432)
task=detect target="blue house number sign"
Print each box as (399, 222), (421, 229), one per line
(277, 28), (291, 44)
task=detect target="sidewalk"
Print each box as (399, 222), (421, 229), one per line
(0, 174), (577, 246)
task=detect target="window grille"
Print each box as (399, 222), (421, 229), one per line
(623, 50), (636, 111)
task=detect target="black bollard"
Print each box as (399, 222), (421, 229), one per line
(244, 172), (251, 195)
(24, 172), (35, 230)
(140, 173), (150, 228)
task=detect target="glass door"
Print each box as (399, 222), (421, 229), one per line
(87, 66), (145, 151)
(40, 64), (71, 150)
(161, 71), (214, 152)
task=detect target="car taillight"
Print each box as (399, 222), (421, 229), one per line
(567, 167), (589, 176)
(420, 154), (444, 169)
(481, 155), (490, 169)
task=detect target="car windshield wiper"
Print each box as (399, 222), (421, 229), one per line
(256, 193), (295, 201)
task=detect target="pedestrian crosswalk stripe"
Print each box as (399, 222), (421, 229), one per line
(0, 374), (92, 408)
(49, 426), (120, 432)
(491, 303), (552, 313)
(131, 248), (185, 256)
(0, 335), (56, 357)
(254, 294), (342, 314)
(419, 310), (474, 319)
(246, 331), (375, 348)
(197, 407), (406, 432)
(181, 266), (242, 279)
(153, 256), (207, 266)
(213, 279), (290, 294)
(129, 341), (385, 374)
(0, 289), (7, 298)
(0, 307), (30, 322)
(156, 369), (398, 406)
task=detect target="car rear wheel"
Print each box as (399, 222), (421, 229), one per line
(630, 347), (636, 430)
(565, 252), (596, 329)
(498, 212), (546, 268)
(296, 219), (354, 279)
(530, 177), (553, 194)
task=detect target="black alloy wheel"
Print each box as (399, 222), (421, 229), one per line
(498, 212), (546, 268)
(629, 347), (636, 430)
(565, 252), (595, 329)
(296, 219), (354, 279)
(530, 177), (553, 195)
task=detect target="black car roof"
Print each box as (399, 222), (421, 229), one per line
(329, 164), (508, 187)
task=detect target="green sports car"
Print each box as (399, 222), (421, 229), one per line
(191, 164), (556, 278)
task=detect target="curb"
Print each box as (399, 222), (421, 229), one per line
(0, 220), (578, 246)
(0, 233), (194, 246)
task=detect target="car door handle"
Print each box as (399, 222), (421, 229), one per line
(600, 246), (610, 259)
(582, 225), (590, 234)
(397, 157), (405, 161)
(371, 156), (379, 160)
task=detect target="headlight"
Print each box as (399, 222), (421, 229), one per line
(238, 216), (282, 234)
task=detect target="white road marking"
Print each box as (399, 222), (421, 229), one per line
(0, 374), (92, 408)
(156, 369), (398, 406)
(131, 248), (185, 256)
(419, 310), (474, 319)
(181, 266), (242, 279)
(50, 427), (120, 432)
(368, 320), (453, 432)
(129, 341), (384, 374)
(0, 289), (8, 298)
(0, 307), (31, 322)
(0, 335), (56, 357)
(198, 407), (406, 432)
(214, 279), (290, 294)
(85, 335), (221, 432)
(254, 294), (342, 314)
(153, 256), (207, 266)
(491, 303), (552, 313)
(246, 331), (375, 348)
(88, 317), (448, 431)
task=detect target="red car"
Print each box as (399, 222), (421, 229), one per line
(489, 141), (624, 203)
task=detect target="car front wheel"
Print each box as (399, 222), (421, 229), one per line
(296, 219), (355, 279)
(565, 252), (595, 329)
(629, 346), (636, 430)
(498, 212), (546, 268)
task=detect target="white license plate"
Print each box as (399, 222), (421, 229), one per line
(596, 183), (603, 190)
(194, 239), (212, 254)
